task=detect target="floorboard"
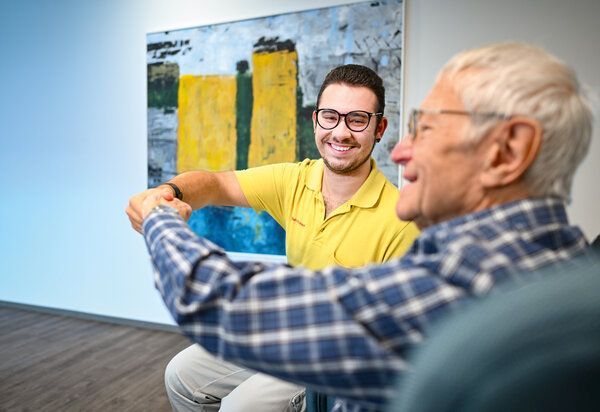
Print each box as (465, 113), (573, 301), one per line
(0, 306), (191, 411)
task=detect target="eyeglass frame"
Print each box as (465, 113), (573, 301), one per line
(315, 108), (383, 133)
(406, 108), (512, 141)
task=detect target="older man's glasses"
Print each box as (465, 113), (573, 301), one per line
(406, 108), (511, 141)
(316, 108), (382, 132)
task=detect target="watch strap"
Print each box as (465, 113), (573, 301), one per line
(162, 182), (183, 201)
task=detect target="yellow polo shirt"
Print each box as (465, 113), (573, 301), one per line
(235, 159), (419, 270)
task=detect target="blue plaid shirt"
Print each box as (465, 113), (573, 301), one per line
(143, 197), (588, 411)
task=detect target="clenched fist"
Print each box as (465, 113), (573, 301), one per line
(125, 186), (192, 233)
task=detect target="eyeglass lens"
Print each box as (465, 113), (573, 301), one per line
(317, 109), (371, 132)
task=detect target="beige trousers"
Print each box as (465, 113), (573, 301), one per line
(165, 344), (305, 412)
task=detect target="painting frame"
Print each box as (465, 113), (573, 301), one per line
(146, 0), (405, 261)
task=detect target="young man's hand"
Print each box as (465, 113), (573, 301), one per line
(126, 187), (191, 233)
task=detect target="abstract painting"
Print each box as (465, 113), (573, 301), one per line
(147, 0), (404, 257)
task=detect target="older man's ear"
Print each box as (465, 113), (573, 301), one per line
(480, 117), (542, 189)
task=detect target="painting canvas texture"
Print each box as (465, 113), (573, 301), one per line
(147, 0), (404, 256)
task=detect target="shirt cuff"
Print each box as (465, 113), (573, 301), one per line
(142, 204), (181, 234)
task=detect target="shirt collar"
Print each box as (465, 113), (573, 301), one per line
(423, 197), (569, 239)
(306, 158), (387, 209)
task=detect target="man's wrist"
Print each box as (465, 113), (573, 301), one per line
(142, 204), (179, 238)
(143, 204), (179, 227)
(151, 204), (179, 215)
(160, 182), (183, 200)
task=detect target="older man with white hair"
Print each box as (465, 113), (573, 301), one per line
(138, 43), (593, 411)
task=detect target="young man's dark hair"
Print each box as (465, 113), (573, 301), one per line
(316, 64), (386, 114)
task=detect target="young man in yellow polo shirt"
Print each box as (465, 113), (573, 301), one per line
(235, 157), (413, 269)
(126, 64), (418, 412)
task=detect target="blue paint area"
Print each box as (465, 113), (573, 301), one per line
(188, 206), (286, 255)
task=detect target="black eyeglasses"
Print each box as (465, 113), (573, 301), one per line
(407, 108), (512, 141)
(315, 108), (382, 132)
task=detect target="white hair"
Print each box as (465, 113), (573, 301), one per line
(439, 42), (593, 200)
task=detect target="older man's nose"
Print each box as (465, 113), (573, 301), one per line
(390, 138), (413, 165)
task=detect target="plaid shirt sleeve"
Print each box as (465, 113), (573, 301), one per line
(142, 206), (467, 409)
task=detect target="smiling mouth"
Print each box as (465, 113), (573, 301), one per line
(402, 170), (418, 184)
(328, 143), (353, 152)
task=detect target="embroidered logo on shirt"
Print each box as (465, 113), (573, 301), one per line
(291, 217), (306, 227)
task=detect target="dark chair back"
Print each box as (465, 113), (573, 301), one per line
(591, 234), (600, 251)
(389, 253), (600, 412)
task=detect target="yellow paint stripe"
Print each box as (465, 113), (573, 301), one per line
(177, 75), (237, 172)
(249, 50), (298, 167)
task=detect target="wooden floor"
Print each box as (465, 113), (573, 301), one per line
(0, 306), (191, 412)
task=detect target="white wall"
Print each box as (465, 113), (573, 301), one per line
(0, 0), (597, 324)
(0, 0), (367, 325)
(404, 0), (600, 240)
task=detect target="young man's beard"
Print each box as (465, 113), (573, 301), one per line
(321, 138), (376, 175)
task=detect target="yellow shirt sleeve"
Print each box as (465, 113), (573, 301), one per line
(234, 163), (298, 228)
(378, 182), (420, 260)
(382, 220), (420, 259)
